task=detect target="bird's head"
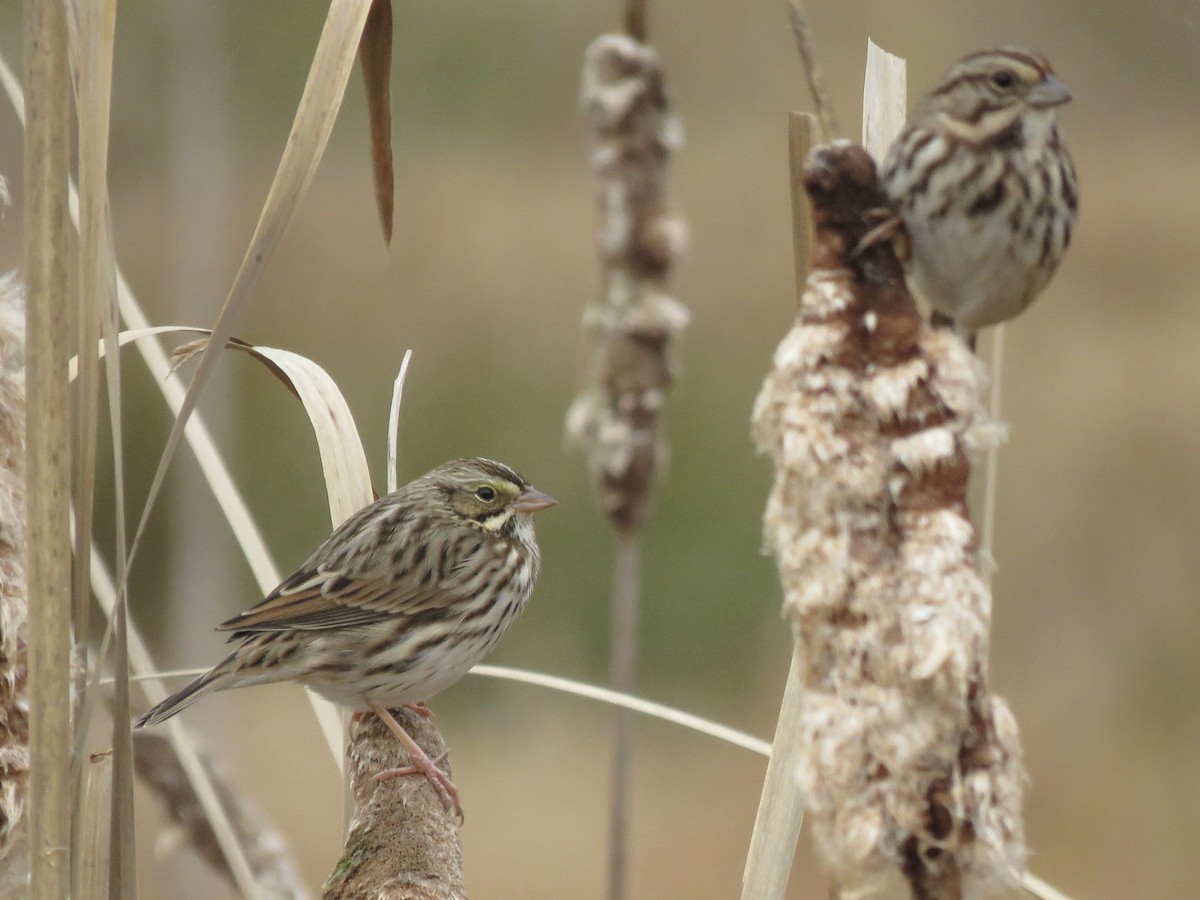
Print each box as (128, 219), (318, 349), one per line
(434, 457), (557, 534)
(924, 48), (1072, 143)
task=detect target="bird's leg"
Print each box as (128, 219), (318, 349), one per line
(404, 700), (434, 719)
(367, 702), (462, 819)
(930, 310), (955, 330)
(850, 208), (905, 260)
(928, 310), (979, 352)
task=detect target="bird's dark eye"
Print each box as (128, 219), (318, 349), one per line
(475, 486), (496, 502)
(991, 70), (1015, 89)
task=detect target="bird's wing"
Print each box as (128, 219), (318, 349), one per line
(215, 538), (489, 634)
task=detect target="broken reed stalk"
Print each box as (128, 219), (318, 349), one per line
(750, 142), (1026, 899)
(0, 274), (29, 896)
(568, 33), (688, 900)
(323, 709), (464, 900)
(24, 0), (75, 896)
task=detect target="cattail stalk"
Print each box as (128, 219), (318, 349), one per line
(569, 32), (688, 900)
(323, 710), (465, 900)
(751, 140), (1026, 899)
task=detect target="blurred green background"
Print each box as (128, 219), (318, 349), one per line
(2, 1), (1199, 897)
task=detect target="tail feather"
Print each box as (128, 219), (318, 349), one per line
(135, 657), (230, 728)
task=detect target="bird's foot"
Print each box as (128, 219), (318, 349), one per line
(404, 701), (434, 719)
(374, 750), (460, 817)
(851, 208), (906, 260)
(369, 702), (463, 820)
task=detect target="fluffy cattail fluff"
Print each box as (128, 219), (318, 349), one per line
(752, 143), (1025, 898)
(566, 34), (690, 531)
(0, 271), (28, 895)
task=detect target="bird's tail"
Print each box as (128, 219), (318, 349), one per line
(134, 653), (236, 728)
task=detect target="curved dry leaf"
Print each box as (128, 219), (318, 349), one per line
(359, 0), (394, 245)
(171, 333), (374, 526)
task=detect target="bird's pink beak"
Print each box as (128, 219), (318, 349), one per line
(513, 487), (557, 514)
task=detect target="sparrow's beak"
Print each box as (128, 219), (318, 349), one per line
(1028, 75), (1072, 109)
(513, 487), (557, 514)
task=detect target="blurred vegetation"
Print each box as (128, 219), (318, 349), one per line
(2, 1), (1199, 897)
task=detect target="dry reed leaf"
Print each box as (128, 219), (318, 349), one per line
(65, 2), (138, 894)
(172, 334), (375, 524)
(128, 0), (375, 610)
(862, 39), (907, 163)
(386, 349), (413, 494)
(359, 0), (394, 245)
(75, 752), (113, 900)
(471, 665), (771, 756)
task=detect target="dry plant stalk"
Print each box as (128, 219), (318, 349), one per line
(568, 34), (689, 900)
(751, 142), (1025, 899)
(134, 732), (309, 899)
(568, 34), (689, 532)
(323, 709), (464, 900)
(0, 273), (29, 896)
(24, 0), (75, 894)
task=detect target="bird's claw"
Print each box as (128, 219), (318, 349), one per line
(374, 750), (463, 820)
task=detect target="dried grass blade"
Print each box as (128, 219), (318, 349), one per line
(76, 752), (112, 900)
(171, 335), (374, 525)
(66, 0), (137, 893)
(386, 349), (412, 494)
(126, 0), (375, 602)
(470, 665), (771, 756)
(862, 39), (907, 163)
(359, 0), (394, 244)
(67, 0), (115, 692)
(741, 647), (807, 900)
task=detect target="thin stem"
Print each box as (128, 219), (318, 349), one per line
(784, 0), (838, 139)
(624, 0), (647, 42)
(607, 531), (640, 900)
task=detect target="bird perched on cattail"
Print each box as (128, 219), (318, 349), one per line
(136, 457), (556, 816)
(878, 48), (1078, 338)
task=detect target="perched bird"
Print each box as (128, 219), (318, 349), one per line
(136, 457), (556, 815)
(879, 48), (1078, 338)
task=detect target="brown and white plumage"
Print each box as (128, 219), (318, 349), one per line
(880, 48), (1079, 333)
(138, 458), (553, 724)
(136, 458), (555, 812)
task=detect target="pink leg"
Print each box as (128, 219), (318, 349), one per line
(367, 702), (462, 819)
(404, 700), (434, 719)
